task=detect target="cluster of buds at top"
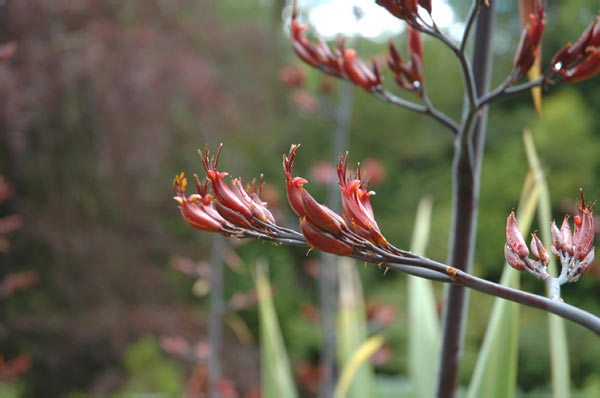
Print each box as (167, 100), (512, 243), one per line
(551, 14), (600, 82)
(388, 26), (424, 91)
(505, 190), (595, 288)
(290, 9), (382, 91)
(514, 0), (546, 75)
(375, 0), (432, 24)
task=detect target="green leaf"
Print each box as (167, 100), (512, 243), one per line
(255, 259), (298, 398)
(467, 170), (541, 398)
(407, 196), (439, 398)
(336, 257), (374, 398)
(523, 129), (570, 397)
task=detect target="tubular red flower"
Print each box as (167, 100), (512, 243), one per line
(342, 49), (381, 91)
(299, 217), (353, 256)
(173, 173), (223, 232)
(337, 153), (387, 246)
(283, 144), (346, 234)
(248, 175), (276, 224)
(513, 0), (546, 75)
(506, 211), (529, 258)
(375, 0), (420, 21)
(552, 15), (600, 83)
(388, 28), (424, 91)
(200, 144), (253, 220)
(284, 144), (309, 217)
(562, 48), (600, 83)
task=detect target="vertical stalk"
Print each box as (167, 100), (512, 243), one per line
(208, 235), (226, 398)
(436, 2), (495, 397)
(319, 80), (355, 398)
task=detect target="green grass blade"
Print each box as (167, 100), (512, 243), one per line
(523, 129), (570, 397)
(467, 171), (541, 398)
(407, 196), (439, 398)
(334, 334), (385, 398)
(337, 257), (374, 398)
(255, 259), (298, 398)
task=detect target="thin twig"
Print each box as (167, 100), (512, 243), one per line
(479, 73), (548, 107)
(421, 88), (460, 136)
(373, 88), (460, 134)
(460, 1), (481, 55)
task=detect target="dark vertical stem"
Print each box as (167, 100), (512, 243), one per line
(436, 2), (495, 397)
(319, 80), (355, 398)
(208, 235), (226, 398)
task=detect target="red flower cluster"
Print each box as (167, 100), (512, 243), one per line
(284, 144), (353, 255)
(283, 145), (394, 255)
(174, 144), (397, 259)
(505, 190), (595, 283)
(375, 0), (432, 22)
(552, 14), (600, 82)
(173, 145), (275, 235)
(290, 11), (382, 91)
(514, 0), (546, 75)
(388, 26), (424, 91)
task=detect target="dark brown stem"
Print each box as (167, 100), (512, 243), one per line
(436, 2), (495, 397)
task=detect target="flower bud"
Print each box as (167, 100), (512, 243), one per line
(505, 244), (526, 271)
(200, 145), (253, 220)
(506, 212), (529, 258)
(550, 220), (563, 258)
(530, 233), (549, 265)
(560, 216), (573, 254)
(577, 246), (595, 277)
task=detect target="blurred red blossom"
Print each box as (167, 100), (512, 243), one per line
(296, 361), (323, 394)
(0, 355), (31, 382)
(1, 271), (39, 297)
(278, 65), (306, 88)
(291, 90), (318, 114)
(310, 161), (336, 185)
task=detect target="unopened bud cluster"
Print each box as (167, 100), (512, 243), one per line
(504, 190), (595, 289)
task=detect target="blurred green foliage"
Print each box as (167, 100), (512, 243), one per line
(118, 336), (184, 396)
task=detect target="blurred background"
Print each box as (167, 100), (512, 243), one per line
(1, 0), (600, 396)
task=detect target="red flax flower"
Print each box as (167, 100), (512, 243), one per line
(388, 26), (424, 92)
(551, 14), (600, 83)
(290, 7), (382, 91)
(173, 173), (225, 233)
(375, 0), (431, 22)
(337, 153), (388, 247)
(513, 0), (546, 75)
(283, 145), (352, 256)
